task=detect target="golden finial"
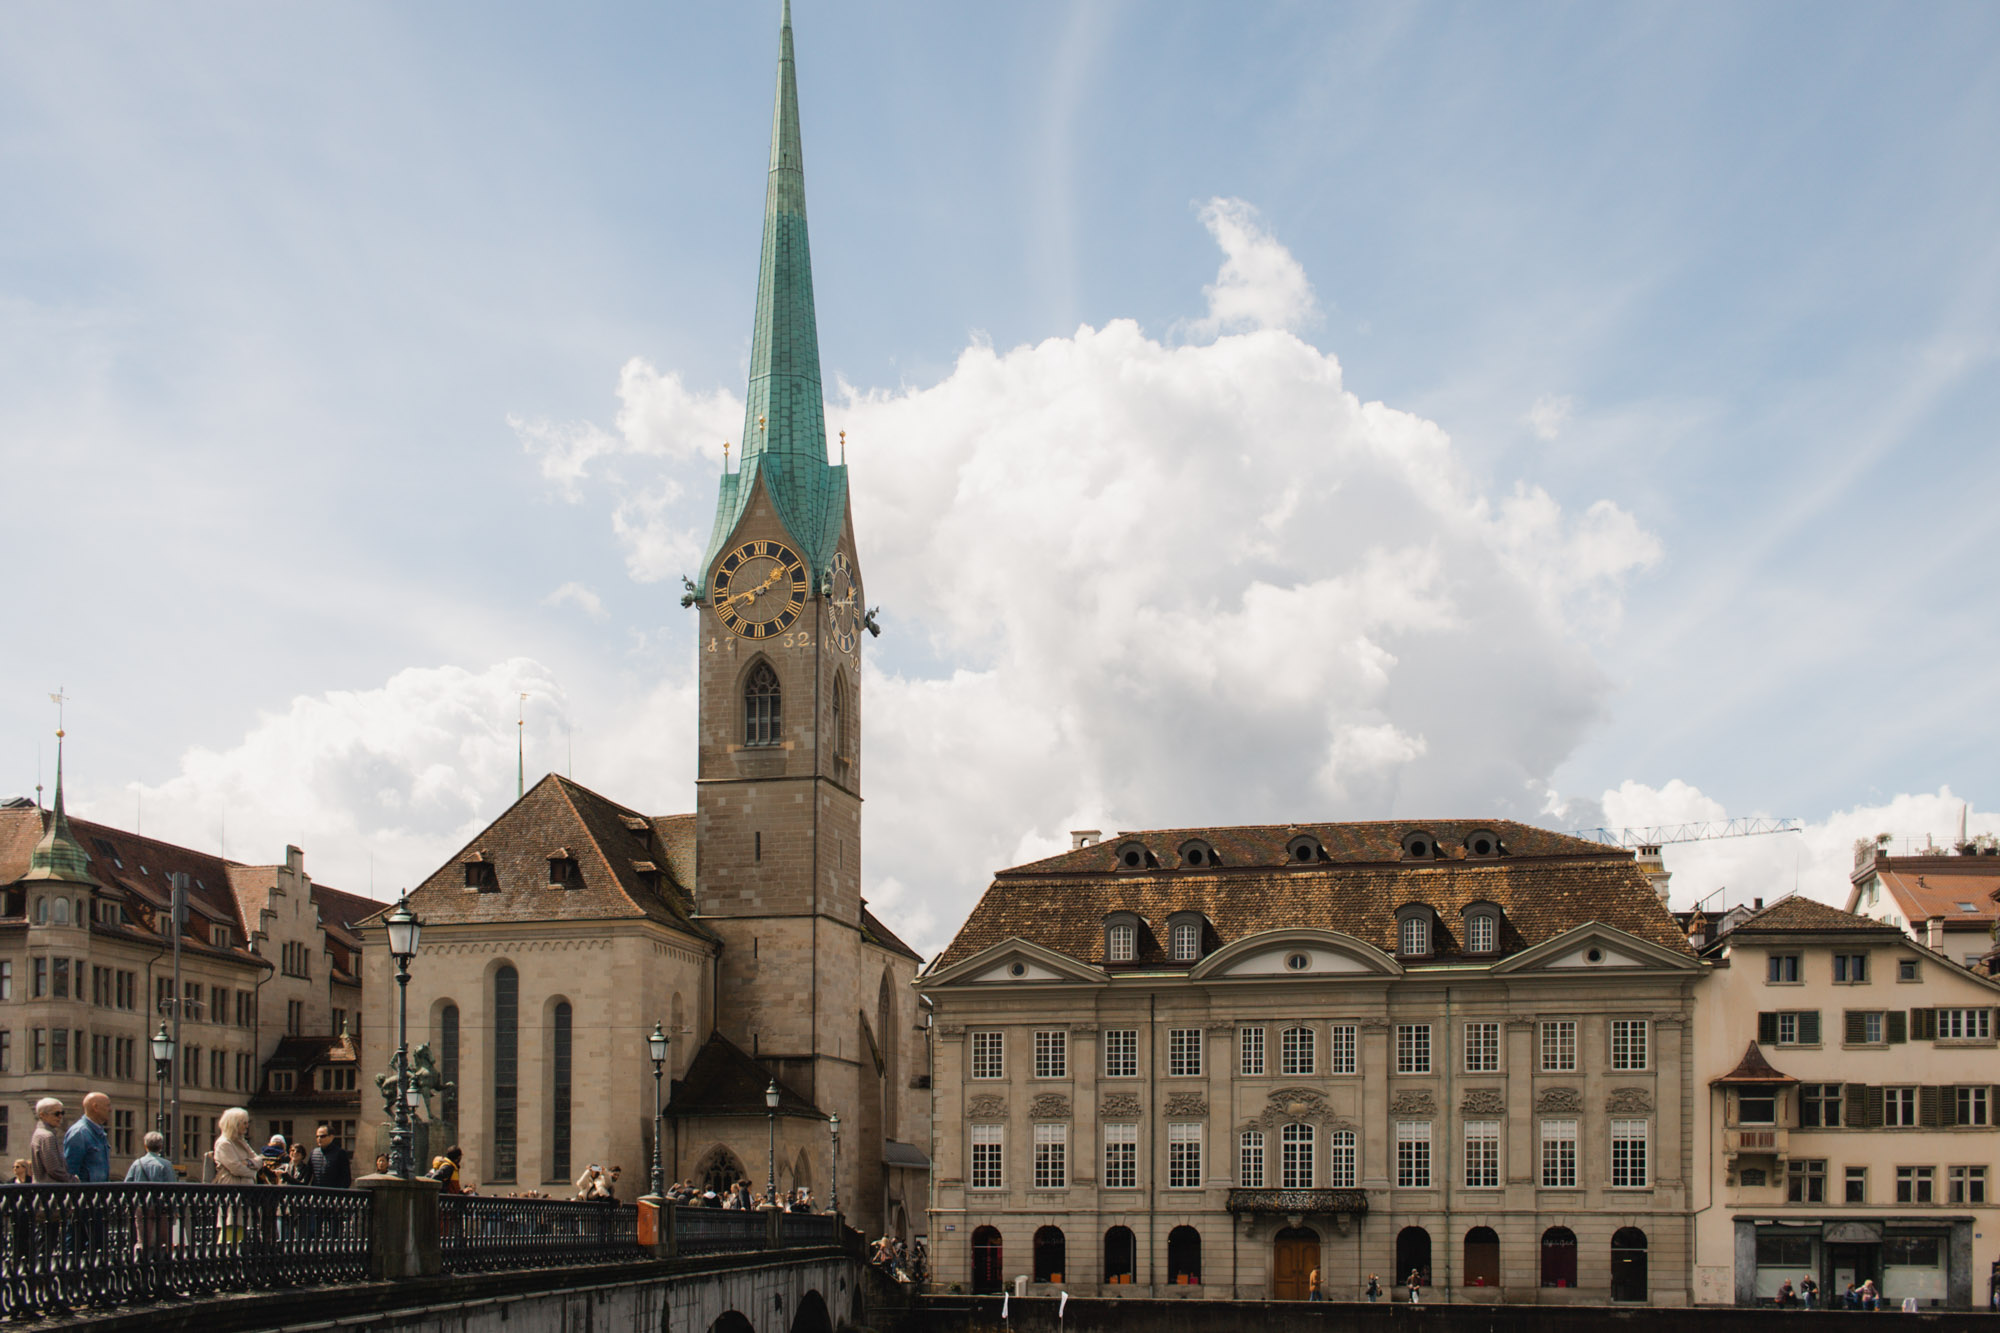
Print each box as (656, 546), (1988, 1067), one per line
(758, 415), (766, 433)
(723, 440), (731, 469)
(839, 429), (846, 463)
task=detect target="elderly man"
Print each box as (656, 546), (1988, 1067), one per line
(63, 1093), (111, 1183)
(29, 1099), (69, 1183)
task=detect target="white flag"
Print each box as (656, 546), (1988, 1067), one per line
(1058, 1292), (1069, 1319)
(1001, 1293), (1009, 1320)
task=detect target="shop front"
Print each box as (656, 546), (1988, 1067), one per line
(1738, 1218), (1969, 1308)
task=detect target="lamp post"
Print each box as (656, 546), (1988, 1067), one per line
(828, 1111), (840, 1217)
(646, 1022), (670, 1198)
(149, 1021), (175, 1142)
(764, 1080), (780, 1205)
(384, 896), (423, 1181)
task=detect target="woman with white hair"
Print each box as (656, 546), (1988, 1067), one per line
(212, 1108), (262, 1245)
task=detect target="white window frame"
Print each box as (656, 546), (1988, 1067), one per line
(1167, 1123), (1202, 1189)
(1329, 1023), (1357, 1075)
(1463, 1120), (1500, 1189)
(1949, 1164), (1988, 1205)
(1885, 1086), (1919, 1127)
(1540, 1118), (1578, 1188)
(1102, 1029), (1138, 1079)
(1395, 1121), (1431, 1188)
(970, 1030), (1004, 1080)
(1896, 1164), (1934, 1203)
(1463, 1021), (1499, 1073)
(1167, 1028), (1203, 1078)
(1610, 1118), (1648, 1188)
(1280, 1026), (1315, 1077)
(1033, 1029), (1068, 1079)
(1327, 1129), (1356, 1187)
(1238, 1026), (1265, 1076)
(969, 1125), (1003, 1189)
(1399, 915), (1430, 957)
(1106, 923), (1136, 963)
(1610, 1018), (1648, 1071)
(1237, 1130), (1264, 1188)
(1540, 1019), (1577, 1072)
(1033, 1122), (1067, 1190)
(1170, 921), (1201, 962)
(1103, 1123), (1138, 1190)
(1396, 1023), (1431, 1075)
(1957, 1085), (1991, 1126)
(1280, 1123), (1314, 1189)
(1466, 912), (1496, 954)
(1937, 1007), (1993, 1040)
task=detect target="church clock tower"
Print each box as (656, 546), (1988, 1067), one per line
(689, 0), (866, 1103)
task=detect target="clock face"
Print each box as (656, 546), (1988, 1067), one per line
(829, 551), (861, 654)
(712, 539), (809, 638)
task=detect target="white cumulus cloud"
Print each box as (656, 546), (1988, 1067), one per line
(1526, 392), (1574, 441)
(543, 581), (608, 620)
(1185, 197), (1320, 339)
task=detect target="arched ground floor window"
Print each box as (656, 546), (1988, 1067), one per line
(1611, 1227), (1648, 1302)
(1033, 1226), (1066, 1283)
(1464, 1226), (1500, 1288)
(971, 1226), (1004, 1294)
(1396, 1227), (1432, 1290)
(1542, 1226), (1579, 1288)
(1167, 1226), (1201, 1285)
(1103, 1226), (1135, 1284)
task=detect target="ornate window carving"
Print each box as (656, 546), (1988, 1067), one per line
(744, 662), (781, 747)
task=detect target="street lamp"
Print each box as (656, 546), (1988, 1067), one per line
(828, 1111), (840, 1217)
(765, 1080), (780, 1205)
(149, 1021), (175, 1142)
(646, 1022), (670, 1198)
(384, 896), (423, 1181)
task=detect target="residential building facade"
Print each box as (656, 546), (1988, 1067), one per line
(1691, 894), (2000, 1309)
(1845, 837), (2000, 970)
(921, 821), (1700, 1304)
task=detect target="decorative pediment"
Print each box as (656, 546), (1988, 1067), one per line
(1460, 1088), (1506, 1115)
(1191, 928), (1399, 981)
(923, 937), (1108, 988)
(966, 1095), (1007, 1120)
(1241, 1087), (1357, 1134)
(1101, 1093), (1143, 1118)
(1389, 1090), (1436, 1117)
(1029, 1093), (1071, 1120)
(1164, 1093), (1208, 1118)
(1536, 1087), (1583, 1115)
(1490, 923), (1701, 976)
(1606, 1087), (1654, 1114)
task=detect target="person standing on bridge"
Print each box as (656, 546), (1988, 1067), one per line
(62, 1092), (112, 1183)
(29, 1099), (70, 1183)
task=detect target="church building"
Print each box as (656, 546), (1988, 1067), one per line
(358, 1), (930, 1240)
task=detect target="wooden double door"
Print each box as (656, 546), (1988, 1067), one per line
(1274, 1227), (1322, 1300)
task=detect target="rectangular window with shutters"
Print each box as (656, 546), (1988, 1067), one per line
(1540, 1020), (1577, 1072)
(1610, 1019), (1648, 1070)
(1884, 1086), (1919, 1127)
(1236, 1130), (1263, 1188)
(1759, 1010), (1821, 1045)
(1328, 1129), (1356, 1188)
(1464, 1121), (1500, 1188)
(1105, 1124), (1138, 1189)
(1239, 1027), (1265, 1076)
(1956, 1086), (1990, 1126)
(1845, 1010), (1887, 1045)
(1800, 1084), (1843, 1128)
(1464, 1022), (1499, 1073)
(1033, 1123), (1067, 1189)
(1167, 1029), (1202, 1077)
(1832, 953), (1868, 983)
(1787, 1158), (1826, 1203)
(1935, 1007), (1992, 1041)
(1395, 1121), (1431, 1188)
(970, 1031), (1004, 1079)
(1896, 1165), (1933, 1203)
(1949, 1165), (1987, 1205)
(969, 1125), (1003, 1189)
(1167, 1123), (1202, 1188)
(1329, 1023), (1357, 1075)
(1033, 1030), (1067, 1079)
(1102, 1029), (1138, 1078)
(1541, 1119), (1578, 1187)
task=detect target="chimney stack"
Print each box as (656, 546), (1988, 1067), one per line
(1634, 845), (1670, 903)
(1071, 830), (1101, 850)
(1926, 916), (1946, 951)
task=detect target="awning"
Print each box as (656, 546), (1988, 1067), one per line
(882, 1140), (931, 1171)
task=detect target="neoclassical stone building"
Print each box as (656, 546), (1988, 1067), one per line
(359, 2), (930, 1239)
(921, 822), (1700, 1304)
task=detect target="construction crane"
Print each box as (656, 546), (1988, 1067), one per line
(1567, 817), (1803, 848)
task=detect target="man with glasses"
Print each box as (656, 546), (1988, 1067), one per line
(29, 1100), (70, 1183)
(307, 1125), (351, 1189)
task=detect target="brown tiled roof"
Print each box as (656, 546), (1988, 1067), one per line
(862, 905), (922, 962)
(665, 1033), (821, 1120)
(396, 774), (713, 939)
(1711, 1040), (1798, 1086)
(936, 818), (1686, 971)
(1728, 895), (1896, 935)
(1875, 864), (2000, 928)
(312, 883), (385, 944)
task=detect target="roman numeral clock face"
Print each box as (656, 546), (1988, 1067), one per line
(712, 540), (809, 638)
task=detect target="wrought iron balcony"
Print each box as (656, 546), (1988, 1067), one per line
(1226, 1187), (1369, 1216)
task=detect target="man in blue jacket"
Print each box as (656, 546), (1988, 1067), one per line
(62, 1093), (111, 1182)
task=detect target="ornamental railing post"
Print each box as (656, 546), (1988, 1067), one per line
(358, 1172), (442, 1279)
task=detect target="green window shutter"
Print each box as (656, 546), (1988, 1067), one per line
(1920, 1085), (1941, 1127)
(1887, 1010), (1908, 1044)
(1845, 1084), (1868, 1127)
(1940, 1087), (1959, 1128)
(1799, 1011), (1821, 1045)
(1844, 1010), (1865, 1044)
(1910, 1008), (1934, 1041)
(1866, 1086), (1885, 1128)
(1758, 1012), (1779, 1044)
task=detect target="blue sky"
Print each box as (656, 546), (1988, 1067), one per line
(5, 2), (1997, 947)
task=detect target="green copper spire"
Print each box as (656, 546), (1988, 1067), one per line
(700, 0), (849, 590)
(22, 737), (99, 890)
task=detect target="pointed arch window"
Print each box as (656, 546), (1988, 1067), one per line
(745, 663), (781, 747)
(831, 674), (847, 762)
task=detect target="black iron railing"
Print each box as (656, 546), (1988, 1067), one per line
(778, 1211), (838, 1247)
(1225, 1186), (1369, 1215)
(0, 1182), (369, 1319)
(439, 1195), (641, 1273)
(674, 1206), (770, 1255)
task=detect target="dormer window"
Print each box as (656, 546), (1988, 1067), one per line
(1166, 913), (1208, 963)
(1178, 839), (1219, 869)
(1104, 912), (1142, 963)
(1286, 835), (1324, 865)
(1462, 904), (1501, 955)
(464, 859), (498, 892)
(1395, 905), (1437, 958)
(1463, 829), (1502, 858)
(1402, 830), (1437, 859)
(547, 853), (580, 888)
(1114, 841), (1155, 872)
(633, 861), (662, 893)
